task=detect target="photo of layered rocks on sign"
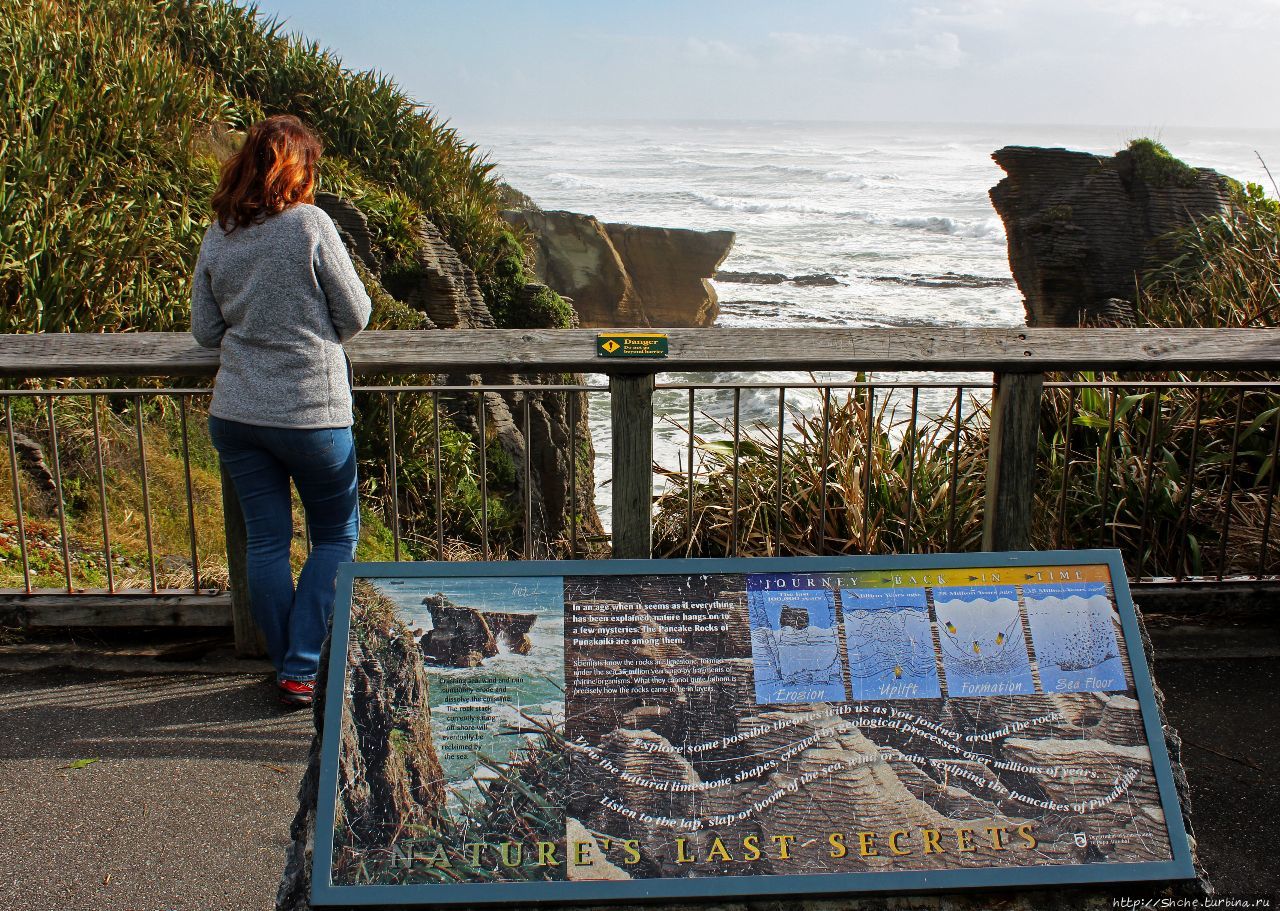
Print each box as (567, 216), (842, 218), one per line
(564, 568), (1178, 881)
(329, 577), (567, 886)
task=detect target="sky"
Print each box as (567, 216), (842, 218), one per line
(240, 0), (1280, 131)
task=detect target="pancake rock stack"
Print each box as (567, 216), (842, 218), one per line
(989, 146), (1231, 327)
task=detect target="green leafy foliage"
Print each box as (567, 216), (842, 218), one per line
(1125, 138), (1202, 189)
(0, 0), (533, 333)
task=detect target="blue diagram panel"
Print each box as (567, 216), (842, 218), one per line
(840, 586), (941, 700)
(1024, 582), (1126, 693)
(747, 576), (847, 704)
(932, 585), (1036, 697)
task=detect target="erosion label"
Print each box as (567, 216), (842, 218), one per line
(313, 551), (1195, 906)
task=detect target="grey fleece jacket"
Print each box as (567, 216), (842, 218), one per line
(190, 203), (372, 428)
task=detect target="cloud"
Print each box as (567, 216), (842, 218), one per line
(683, 38), (756, 68)
(911, 31), (966, 67)
(766, 31), (861, 59)
(766, 29), (966, 70)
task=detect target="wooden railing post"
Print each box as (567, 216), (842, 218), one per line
(982, 371), (1044, 552)
(610, 372), (655, 558)
(220, 463), (266, 657)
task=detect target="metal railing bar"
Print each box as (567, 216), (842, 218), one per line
(5, 380), (1275, 395)
(90, 394), (115, 594)
(568, 389), (578, 559)
(1054, 387), (1076, 550)
(818, 387), (830, 555)
(947, 389), (962, 552)
(775, 387), (786, 558)
(0, 384), (603, 397)
(1098, 388), (1119, 548)
(1135, 389), (1162, 579)
(45, 397), (72, 593)
(686, 388), (695, 555)
(178, 395), (200, 591)
(862, 384), (874, 553)
(1259, 409), (1280, 576)
(658, 381), (996, 391)
(522, 392), (533, 561)
(432, 390), (444, 561)
(1174, 388), (1204, 582)
(0, 388), (211, 397)
(731, 387), (742, 558)
(1044, 380), (1280, 390)
(5, 398), (31, 592)
(356, 383), (600, 394)
(478, 391), (489, 561)
(1217, 392), (1247, 581)
(904, 386), (919, 554)
(387, 390), (401, 562)
(132, 398), (158, 593)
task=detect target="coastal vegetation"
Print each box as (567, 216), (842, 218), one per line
(0, 0), (567, 586)
(0, 0), (1273, 585)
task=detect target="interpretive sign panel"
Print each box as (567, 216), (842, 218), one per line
(312, 551), (1194, 907)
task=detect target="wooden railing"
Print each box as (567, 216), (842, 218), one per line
(2, 328), (1278, 645)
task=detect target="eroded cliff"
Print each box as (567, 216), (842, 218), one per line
(503, 208), (734, 328)
(989, 143), (1231, 327)
(277, 582), (445, 909)
(316, 193), (603, 553)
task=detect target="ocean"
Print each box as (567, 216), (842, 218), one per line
(461, 120), (1280, 521)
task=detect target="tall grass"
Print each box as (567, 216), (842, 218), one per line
(0, 0), (530, 333)
(0, 0), (232, 331)
(655, 388), (989, 558)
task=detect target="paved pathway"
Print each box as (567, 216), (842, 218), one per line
(0, 669), (310, 911)
(0, 654), (1274, 909)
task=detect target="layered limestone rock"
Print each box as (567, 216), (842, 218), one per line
(277, 583), (444, 910)
(418, 592), (538, 666)
(485, 611), (537, 655)
(313, 193), (603, 552)
(989, 146), (1231, 327)
(603, 222), (735, 327)
(503, 209), (734, 328)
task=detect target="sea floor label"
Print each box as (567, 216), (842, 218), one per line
(312, 552), (1195, 906)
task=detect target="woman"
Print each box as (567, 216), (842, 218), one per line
(190, 114), (371, 707)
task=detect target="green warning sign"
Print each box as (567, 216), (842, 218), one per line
(596, 332), (669, 358)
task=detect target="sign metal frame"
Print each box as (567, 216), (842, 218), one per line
(311, 550), (1196, 907)
(596, 332), (669, 358)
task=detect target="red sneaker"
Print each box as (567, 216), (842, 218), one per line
(278, 678), (316, 708)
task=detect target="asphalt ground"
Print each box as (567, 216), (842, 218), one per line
(0, 653), (1274, 910)
(0, 668), (311, 911)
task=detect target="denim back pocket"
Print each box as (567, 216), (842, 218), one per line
(297, 427), (337, 457)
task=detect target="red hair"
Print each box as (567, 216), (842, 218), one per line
(212, 115), (322, 231)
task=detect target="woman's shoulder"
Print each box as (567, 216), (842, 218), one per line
(205, 204), (336, 242)
(285, 203), (337, 230)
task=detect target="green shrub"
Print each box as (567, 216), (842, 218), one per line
(1125, 138), (1202, 189)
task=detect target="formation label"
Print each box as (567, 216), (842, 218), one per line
(312, 552), (1194, 906)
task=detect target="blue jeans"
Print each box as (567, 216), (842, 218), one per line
(209, 416), (359, 682)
